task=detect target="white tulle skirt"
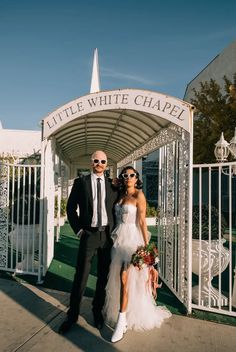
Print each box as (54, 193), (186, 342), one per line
(103, 222), (171, 331)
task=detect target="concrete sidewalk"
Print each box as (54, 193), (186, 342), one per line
(0, 277), (236, 352)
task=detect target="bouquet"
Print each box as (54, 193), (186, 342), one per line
(131, 242), (159, 270)
(131, 242), (161, 299)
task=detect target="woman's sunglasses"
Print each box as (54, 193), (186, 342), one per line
(122, 173), (137, 179)
(92, 159), (107, 165)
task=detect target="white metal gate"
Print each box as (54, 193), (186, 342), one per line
(192, 162), (236, 317)
(158, 131), (192, 313)
(0, 162), (43, 282)
(117, 124), (193, 313)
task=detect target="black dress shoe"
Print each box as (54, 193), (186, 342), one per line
(93, 311), (104, 329)
(58, 318), (76, 334)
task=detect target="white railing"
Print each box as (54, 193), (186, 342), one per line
(0, 163), (43, 282)
(1, 159), (236, 316)
(192, 161), (236, 316)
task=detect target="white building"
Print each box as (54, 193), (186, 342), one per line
(0, 50), (194, 316)
(184, 39), (236, 102)
(0, 122), (41, 162)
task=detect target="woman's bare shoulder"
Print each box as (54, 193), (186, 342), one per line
(136, 190), (146, 200)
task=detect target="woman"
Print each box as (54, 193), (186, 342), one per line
(103, 166), (171, 343)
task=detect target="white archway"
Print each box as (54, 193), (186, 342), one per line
(42, 89), (193, 167)
(40, 88), (194, 312)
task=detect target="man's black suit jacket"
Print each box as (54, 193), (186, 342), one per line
(66, 174), (118, 235)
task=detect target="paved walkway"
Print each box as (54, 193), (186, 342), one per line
(0, 277), (236, 352)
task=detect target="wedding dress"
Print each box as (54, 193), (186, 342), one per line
(103, 203), (171, 331)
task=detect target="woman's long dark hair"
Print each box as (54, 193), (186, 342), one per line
(117, 166), (143, 194)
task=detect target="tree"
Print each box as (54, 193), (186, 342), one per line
(190, 74), (236, 163)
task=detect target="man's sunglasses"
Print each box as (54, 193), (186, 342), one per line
(92, 159), (107, 165)
(122, 173), (137, 179)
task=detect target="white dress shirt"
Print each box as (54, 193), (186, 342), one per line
(91, 173), (108, 227)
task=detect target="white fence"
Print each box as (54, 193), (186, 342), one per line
(192, 162), (236, 316)
(1, 160), (236, 317)
(0, 163), (43, 282)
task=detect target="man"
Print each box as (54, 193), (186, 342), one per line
(59, 150), (117, 334)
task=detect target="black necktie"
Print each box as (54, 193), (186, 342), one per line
(97, 178), (102, 231)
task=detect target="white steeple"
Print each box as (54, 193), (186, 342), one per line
(90, 48), (101, 93)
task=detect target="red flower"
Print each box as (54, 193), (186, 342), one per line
(131, 243), (159, 269)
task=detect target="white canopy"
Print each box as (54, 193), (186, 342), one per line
(42, 88), (194, 166)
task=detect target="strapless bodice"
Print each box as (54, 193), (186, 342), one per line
(115, 203), (137, 225)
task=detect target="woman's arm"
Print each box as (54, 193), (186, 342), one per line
(136, 191), (149, 246)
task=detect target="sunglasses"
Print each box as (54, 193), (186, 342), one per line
(122, 173), (137, 179)
(92, 159), (107, 165)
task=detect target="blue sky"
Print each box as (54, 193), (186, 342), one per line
(0, 0), (236, 130)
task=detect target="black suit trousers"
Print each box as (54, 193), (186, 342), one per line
(67, 228), (112, 322)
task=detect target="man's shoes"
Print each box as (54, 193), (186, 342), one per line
(58, 317), (76, 334)
(92, 310), (104, 329)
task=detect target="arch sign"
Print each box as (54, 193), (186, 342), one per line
(42, 89), (193, 139)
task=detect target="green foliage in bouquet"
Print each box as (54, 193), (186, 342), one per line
(131, 242), (159, 269)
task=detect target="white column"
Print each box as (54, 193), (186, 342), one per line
(43, 137), (56, 273)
